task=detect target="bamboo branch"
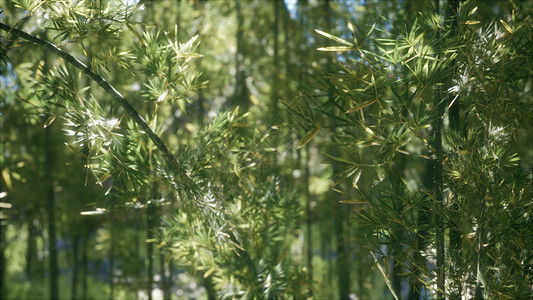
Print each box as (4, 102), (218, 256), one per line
(371, 252), (400, 300)
(0, 22), (190, 183)
(430, 1), (445, 296)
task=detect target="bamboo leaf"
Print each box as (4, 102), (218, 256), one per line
(371, 252), (400, 300)
(323, 152), (354, 165)
(64, 142), (88, 159)
(126, 22), (148, 46)
(347, 21), (355, 34)
(468, 7), (478, 17)
(1, 170), (12, 190)
(317, 46), (355, 52)
(44, 115), (56, 128)
(365, 23), (376, 39)
(315, 29), (354, 46)
(345, 99), (376, 113)
(499, 19), (513, 34)
(353, 168), (362, 188)
(297, 127), (320, 149)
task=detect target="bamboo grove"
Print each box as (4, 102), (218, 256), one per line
(0, 0), (531, 299)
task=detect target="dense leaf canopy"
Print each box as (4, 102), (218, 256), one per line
(0, 0), (531, 299)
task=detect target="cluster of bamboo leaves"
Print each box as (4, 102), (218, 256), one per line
(292, 2), (532, 298)
(2, 0), (307, 298)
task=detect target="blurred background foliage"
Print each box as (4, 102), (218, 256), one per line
(0, 0), (531, 299)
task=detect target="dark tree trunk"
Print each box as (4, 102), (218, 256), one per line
(433, 63), (446, 300)
(357, 250), (368, 298)
(169, 260), (175, 297)
(81, 233), (88, 300)
(391, 102), (411, 299)
(271, 0), (280, 124)
(391, 196), (403, 299)
(147, 203), (155, 300)
(410, 163), (433, 299)
(25, 218), (38, 280)
(335, 203), (350, 299)
(0, 217), (2, 300)
(176, 0), (181, 40)
(303, 148), (313, 287)
(321, 0), (351, 298)
(474, 215), (485, 300)
(204, 275), (217, 299)
(109, 215), (115, 300)
(447, 0), (460, 131)
(295, 1), (314, 295)
(44, 125), (59, 300)
(282, 1), (292, 104)
(159, 252), (168, 299)
(432, 1), (446, 298)
(324, 234), (332, 286)
(193, 0), (206, 124)
(71, 235), (79, 300)
(0, 202), (6, 299)
(233, 1), (250, 109)
(445, 2), (462, 297)
(158, 219), (173, 300)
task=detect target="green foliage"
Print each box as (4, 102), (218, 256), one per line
(292, 1), (532, 298)
(135, 27), (203, 112)
(2, 0), (531, 299)
(159, 109), (306, 297)
(2, 1), (307, 298)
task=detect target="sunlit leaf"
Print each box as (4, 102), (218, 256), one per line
(468, 7), (478, 17)
(1, 170), (12, 190)
(347, 21), (355, 33)
(315, 29), (354, 46)
(80, 208), (107, 215)
(353, 168), (362, 188)
(317, 46), (356, 52)
(500, 19), (514, 34)
(44, 115), (56, 128)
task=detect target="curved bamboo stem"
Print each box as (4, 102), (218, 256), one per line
(0, 22), (190, 183)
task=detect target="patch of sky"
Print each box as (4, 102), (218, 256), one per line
(0, 62), (18, 91)
(284, 0), (297, 19)
(0, 62), (18, 117)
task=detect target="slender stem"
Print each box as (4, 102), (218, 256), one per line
(44, 126), (58, 300)
(433, 84), (445, 300)
(0, 22), (189, 182)
(445, 1), (462, 296)
(147, 203), (154, 300)
(431, 1), (445, 298)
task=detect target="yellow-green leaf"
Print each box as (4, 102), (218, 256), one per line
(468, 7), (478, 17)
(1, 170), (12, 190)
(500, 19), (513, 34)
(203, 268), (215, 278)
(345, 99), (376, 113)
(298, 127), (320, 149)
(315, 29), (354, 46)
(347, 21), (355, 33)
(64, 143), (88, 159)
(44, 115), (56, 128)
(317, 46), (355, 52)
(126, 22), (148, 46)
(353, 168), (362, 188)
